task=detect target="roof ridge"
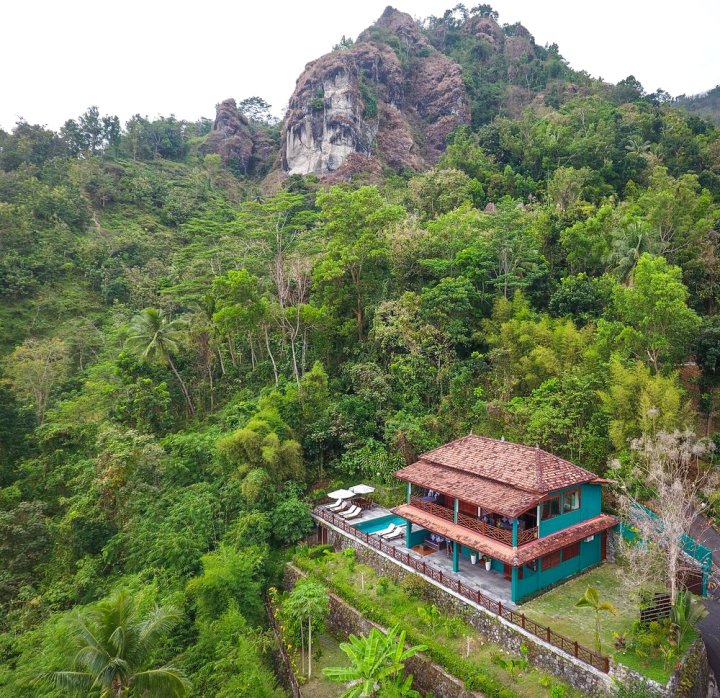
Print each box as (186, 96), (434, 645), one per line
(418, 457), (543, 495)
(425, 433), (597, 480)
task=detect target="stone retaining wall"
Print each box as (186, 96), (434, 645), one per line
(317, 520), (711, 697)
(285, 563), (481, 698)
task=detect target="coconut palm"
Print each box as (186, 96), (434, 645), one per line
(323, 625), (425, 698)
(35, 590), (190, 697)
(125, 308), (194, 416)
(575, 586), (617, 654)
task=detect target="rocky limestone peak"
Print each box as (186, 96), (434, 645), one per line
(358, 6), (430, 51)
(281, 8), (469, 180)
(200, 98), (274, 176)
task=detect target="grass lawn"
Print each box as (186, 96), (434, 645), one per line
(522, 563), (696, 684)
(293, 548), (585, 698)
(293, 632), (347, 698)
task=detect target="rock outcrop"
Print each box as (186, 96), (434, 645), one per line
(201, 98), (276, 176)
(281, 6), (470, 179)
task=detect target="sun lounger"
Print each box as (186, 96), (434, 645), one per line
(338, 505), (361, 519)
(371, 523), (398, 537)
(382, 527), (405, 540)
(327, 499), (345, 511)
(343, 508), (364, 521)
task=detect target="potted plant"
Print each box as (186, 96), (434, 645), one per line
(470, 551), (478, 565)
(483, 555), (492, 571)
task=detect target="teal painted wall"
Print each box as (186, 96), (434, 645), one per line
(513, 534), (602, 602)
(409, 527), (429, 547)
(538, 483), (602, 537)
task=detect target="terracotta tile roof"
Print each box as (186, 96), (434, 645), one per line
(395, 461), (542, 518)
(516, 514), (618, 566)
(392, 504), (617, 567)
(402, 434), (597, 494)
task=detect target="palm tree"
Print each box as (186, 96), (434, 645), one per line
(126, 308), (194, 416)
(323, 625), (425, 698)
(35, 590), (190, 696)
(575, 586), (617, 654)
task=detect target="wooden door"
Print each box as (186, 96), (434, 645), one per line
(503, 563), (512, 581)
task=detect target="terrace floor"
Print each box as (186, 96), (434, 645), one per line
(328, 505), (514, 607)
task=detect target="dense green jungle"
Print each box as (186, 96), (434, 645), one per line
(1, 4), (719, 696)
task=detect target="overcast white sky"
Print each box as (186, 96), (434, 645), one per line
(2, 0), (718, 131)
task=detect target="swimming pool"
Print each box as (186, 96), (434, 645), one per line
(354, 514), (406, 534)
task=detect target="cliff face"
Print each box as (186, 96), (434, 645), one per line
(281, 6), (470, 179)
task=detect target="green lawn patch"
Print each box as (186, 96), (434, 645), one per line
(293, 548), (584, 698)
(293, 632), (348, 698)
(522, 563), (696, 684)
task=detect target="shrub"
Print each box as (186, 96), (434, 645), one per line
(400, 575), (430, 600)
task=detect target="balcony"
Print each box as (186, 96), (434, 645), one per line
(409, 496), (537, 547)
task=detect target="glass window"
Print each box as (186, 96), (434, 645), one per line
(541, 550), (561, 570)
(562, 542), (580, 561)
(562, 489), (580, 513)
(541, 495), (561, 520)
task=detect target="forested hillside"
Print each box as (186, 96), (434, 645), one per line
(1, 4), (719, 696)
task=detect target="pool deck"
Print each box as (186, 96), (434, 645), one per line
(331, 504), (514, 607)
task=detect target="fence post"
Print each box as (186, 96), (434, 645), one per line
(521, 613), (526, 629)
(546, 627), (551, 642)
(498, 601), (502, 615)
(574, 641), (578, 658)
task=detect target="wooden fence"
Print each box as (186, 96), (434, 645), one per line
(314, 506), (610, 674)
(639, 592), (672, 624)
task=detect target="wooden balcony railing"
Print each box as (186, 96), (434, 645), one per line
(409, 496), (454, 522)
(409, 496), (538, 547)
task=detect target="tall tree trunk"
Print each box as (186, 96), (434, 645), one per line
(167, 355), (194, 416)
(264, 325), (279, 386)
(308, 616), (312, 678)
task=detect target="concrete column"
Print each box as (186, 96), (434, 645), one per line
(536, 503), (542, 537)
(452, 541), (459, 573)
(406, 481), (411, 504)
(406, 520), (412, 549)
(512, 518), (518, 547)
(453, 498), (459, 523)
(511, 566), (519, 603)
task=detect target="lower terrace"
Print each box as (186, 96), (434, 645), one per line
(313, 503), (611, 674)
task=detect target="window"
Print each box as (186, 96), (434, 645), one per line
(541, 550), (561, 570)
(541, 495), (561, 520)
(562, 489), (581, 513)
(562, 542), (579, 561)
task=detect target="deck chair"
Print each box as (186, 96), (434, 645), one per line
(343, 507), (364, 521)
(326, 499), (345, 511)
(339, 505), (361, 519)
(371, 523), (397, 537)
(382, 527), (405, 540)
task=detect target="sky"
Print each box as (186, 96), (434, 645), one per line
(2, 0), (718, 131)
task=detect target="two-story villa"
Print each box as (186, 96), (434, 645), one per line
(392, 435), (618, 603)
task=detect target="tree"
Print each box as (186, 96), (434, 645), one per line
(271, 497), (313, 544)
(613, 254), (701, 373)
(2, 337), (69, 424)
(283, 580), (329, 677)
(575, 586), (616, 653)
(612, 430), (718, 606)
(125, 308), (195, 416)
(237, 96), (277, 125)
(323, 625), (425, 698)
(314, 187), (405, 341)
(35, 590), (190, 697)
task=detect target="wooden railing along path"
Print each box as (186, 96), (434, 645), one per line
(314, 506), (609, 673)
